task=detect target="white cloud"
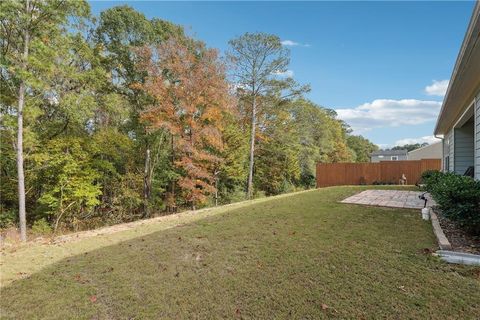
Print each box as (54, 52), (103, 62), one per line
(272, 69), (294, 78)
(281, 40), (299, 46)
(281, 40), (310, 47)
(335, 99), (441, 134)
(394, 135), (441, 146)
(424, 80), (449, 97)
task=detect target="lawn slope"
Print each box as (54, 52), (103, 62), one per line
(1, 186), (479, 319)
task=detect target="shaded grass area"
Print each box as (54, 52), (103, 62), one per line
(1, 186), (479, 319)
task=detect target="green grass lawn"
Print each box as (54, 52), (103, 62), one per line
(1, 186), (479, 319)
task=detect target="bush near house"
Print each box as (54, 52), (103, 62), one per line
(422, 170), (480, 235)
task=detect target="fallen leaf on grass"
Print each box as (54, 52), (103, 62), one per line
(321, 303), (339, 313)
(90, 295), (97, 303)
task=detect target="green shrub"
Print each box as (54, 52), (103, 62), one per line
(423, 171), (480, 235)
(31, 219), (53, 235)
(0, 208), (17, 229)
(420, 170), (443, 191)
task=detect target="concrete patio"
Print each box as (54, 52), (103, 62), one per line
(341, 190), (436, 209)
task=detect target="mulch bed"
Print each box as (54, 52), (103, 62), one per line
(434, 208), (480, 254)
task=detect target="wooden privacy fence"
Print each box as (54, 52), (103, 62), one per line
(316, 159), (441, 187)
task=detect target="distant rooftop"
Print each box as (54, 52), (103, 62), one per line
(370, 149), (408, 156)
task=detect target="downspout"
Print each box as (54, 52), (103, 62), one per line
(434, 134), (445, 172)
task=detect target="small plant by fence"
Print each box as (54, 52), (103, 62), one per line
(316, 159), (441, 187)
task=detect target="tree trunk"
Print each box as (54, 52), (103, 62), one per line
(246, 94), (256, 199)
(143, 148), (151, 218)
(166, 134), (176, 213)
(17, 0), (30, 242)
(214, 172), (219, 206)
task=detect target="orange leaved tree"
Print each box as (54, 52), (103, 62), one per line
(136, 39), (233, 210)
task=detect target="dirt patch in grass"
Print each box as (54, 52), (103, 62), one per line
(435, 210), (480, 254)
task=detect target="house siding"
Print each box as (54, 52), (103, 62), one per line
(444, 130), (454, 172)
(475, 91), (480, 180)
(407, 142), (442, 160)
(454, 120), (474, 175)
(370, 154), (408, 163)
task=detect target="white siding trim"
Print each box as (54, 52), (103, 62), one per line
(449, 130), (454, 172)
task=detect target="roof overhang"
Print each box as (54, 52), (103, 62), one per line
(434, 2), (480, 136)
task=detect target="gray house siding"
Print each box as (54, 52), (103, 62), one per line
(444, 130), (454, 172)
(370, 154), (408, 163)
(475, 91), (480, 180)
(407, 142), (442, 160)
(454, 121), (474, 175)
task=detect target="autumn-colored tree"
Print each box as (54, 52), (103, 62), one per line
(0, 2), (379, 236)
(137, 39), (233, 209)
(95, 5), (187, 218)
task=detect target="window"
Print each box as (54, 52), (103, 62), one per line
(378, 155), (384, 158)
(444, 156), (450, 172)
(391, 156), (398, 161)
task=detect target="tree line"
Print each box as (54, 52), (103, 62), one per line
(0, 1), (378, 240)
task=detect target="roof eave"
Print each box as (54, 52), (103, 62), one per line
(434, 2), (480, 136)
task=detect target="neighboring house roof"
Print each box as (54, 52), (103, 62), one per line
(434, 2), (480, 135)
(370, 150), (408, 156)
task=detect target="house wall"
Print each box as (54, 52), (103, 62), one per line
(453, 120), (474, 175)
(443, 130), (454, 172)
(370, 154), (408, 163)
(407, 142), (442, 160)
(475, 91), (480, 180)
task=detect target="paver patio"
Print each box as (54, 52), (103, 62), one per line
(341, 190), (436, 209)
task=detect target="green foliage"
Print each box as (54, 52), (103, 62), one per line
(392, 143), (428, 152)
(250, 98), (361, 195)
(420, 170), (442, 190)
(0, 208), (17, 229)
(423, 171), (480, 235)
(32, 138), (101, 230)
(0, 3), (378, 233)
(31, 218), (52, 235)
(347, 135), (379, 162)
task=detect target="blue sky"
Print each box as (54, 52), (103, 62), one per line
(90, 1), (476, 148)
